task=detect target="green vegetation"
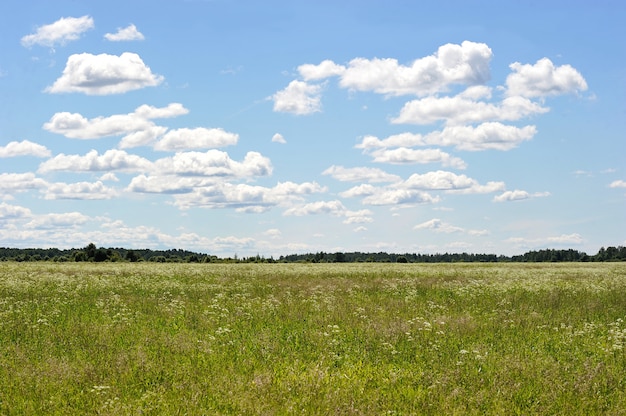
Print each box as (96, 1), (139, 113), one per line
(1, 243), (625, 263)
(1, 262), (626, 414)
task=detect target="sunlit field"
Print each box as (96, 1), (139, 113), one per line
(1, 262), (625, 415)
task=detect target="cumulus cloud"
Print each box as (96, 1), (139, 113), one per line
(609, 180), (626, 188)
(154, 150), (272, 178)
(272, 80), (322, 115)
(0, 202), (32, 219)
(493, 190), (550, 202)
(298, 60), (346, 81)
(322, 165), (401, 183)
(362, 189), (439, 206)
(154, 128), (239, 151)
(45, 52), (164, 95)
(414, 219), (488, 236)
(369, 148), (467, 169)
(171, 181), (326, 212)
(43, 103), (188, 148)
(0, 140), (51, 158)
(400, 170), (476, 190)
(38, 149), (153, 173)
(24, 212), (90, 228)
(392, 88), (548, 125)
(338, 41), (492, 96)
(283, 200), (372, 224)
(358, 123), (537, 152)
(0, 173), (48, 195)
(271, 133), (287, 144)
(21, 15), (94, 48)
(41, 181), (119, 200)
(104, 24), (144, 41)
(505, 58), (588, 98)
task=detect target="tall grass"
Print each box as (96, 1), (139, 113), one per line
(1, 262), (625, 414)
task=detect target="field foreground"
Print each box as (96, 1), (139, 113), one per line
(1, 262), (626, 415)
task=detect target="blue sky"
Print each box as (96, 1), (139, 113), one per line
(0, 0), (624, 257)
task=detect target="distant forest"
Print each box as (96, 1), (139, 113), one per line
(0, 243), (625, 263)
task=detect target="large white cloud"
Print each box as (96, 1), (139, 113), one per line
(283, 200), (372, 224)
(154, 128), (239, 151)
(21, 15), (94, 47)
(0, 140), (51, 158)
(24, 212), (90, 228)
(0, 202), (32, 219)
(43, 103), (188, 149)
(358, 123), (537, 152)
(299, 41), (492, 97)
(322, 165), (401, 183)
(170, 181), (326, 212)
(369, 148), (467, 169)
(41, 181), (119, 200)
(0, 173), (48, 195)
(362, 189), (439, 206)
(505, 58), (587, 98)
(272, 80), (322, 115)
(104, 24), (144, 41)
(38, 149), (153, 173)
(400, 170), (476, 190)
(392, 87), (548, 125)
(45, 52), (164, 95)
(154, 150), (272, 178)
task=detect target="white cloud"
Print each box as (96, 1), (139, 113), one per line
(298, 60), (346, 81)
(25, 212), (90, 229)
(507, 233), (584, 247)
(505, 58), (587, 98)
(0, 202), (32, 219)
(43, 103), (187, 148)
(362, 189), (439, 206)
(272, 80), (322, 115)
(0, 173), (48, 195)
(45, 52), (164, 95)
(609, 180), (626, 188)
(119, 126), (169, 149)
(431, 123), (537, 151)
(414, 218), (488, 236)
(369, 148), (467, 169)
(126, 175), (199, 194)
(154, 128), (239, 151)
(171, 181), (325, 211)
(99, 172), (119, 182)
(282, 200), (371, 224)
(547, 233), (584, 244)
(0, 140), (51, 158)
(357, 123), (536, 152)
(339, 184), (377, 198)
(41, 181), (119, 200)
(271, 133), (287, 144)
(21, 15), (94, 48)
(493, 190), (550, 202)
(38, 149), (153, 173)
(322, 165), (401, 183)
(264, 229), (282, 239)
(337, 41), (492, 96)
(154, 150), (272, 178)
(400, 170), (476, 190)
(104, 24), (144, 41)
(392, 89), (548, 125)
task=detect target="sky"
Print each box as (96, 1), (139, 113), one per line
(0, 0), (624, 257)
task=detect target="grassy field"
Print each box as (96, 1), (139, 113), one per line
(1, 262), (625, 415)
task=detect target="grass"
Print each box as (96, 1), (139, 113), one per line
(1, 262), (625, 415)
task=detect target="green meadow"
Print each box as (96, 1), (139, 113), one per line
(1, 262), (625, 415)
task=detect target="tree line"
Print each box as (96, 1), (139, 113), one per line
(0, 244), (625, 263)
